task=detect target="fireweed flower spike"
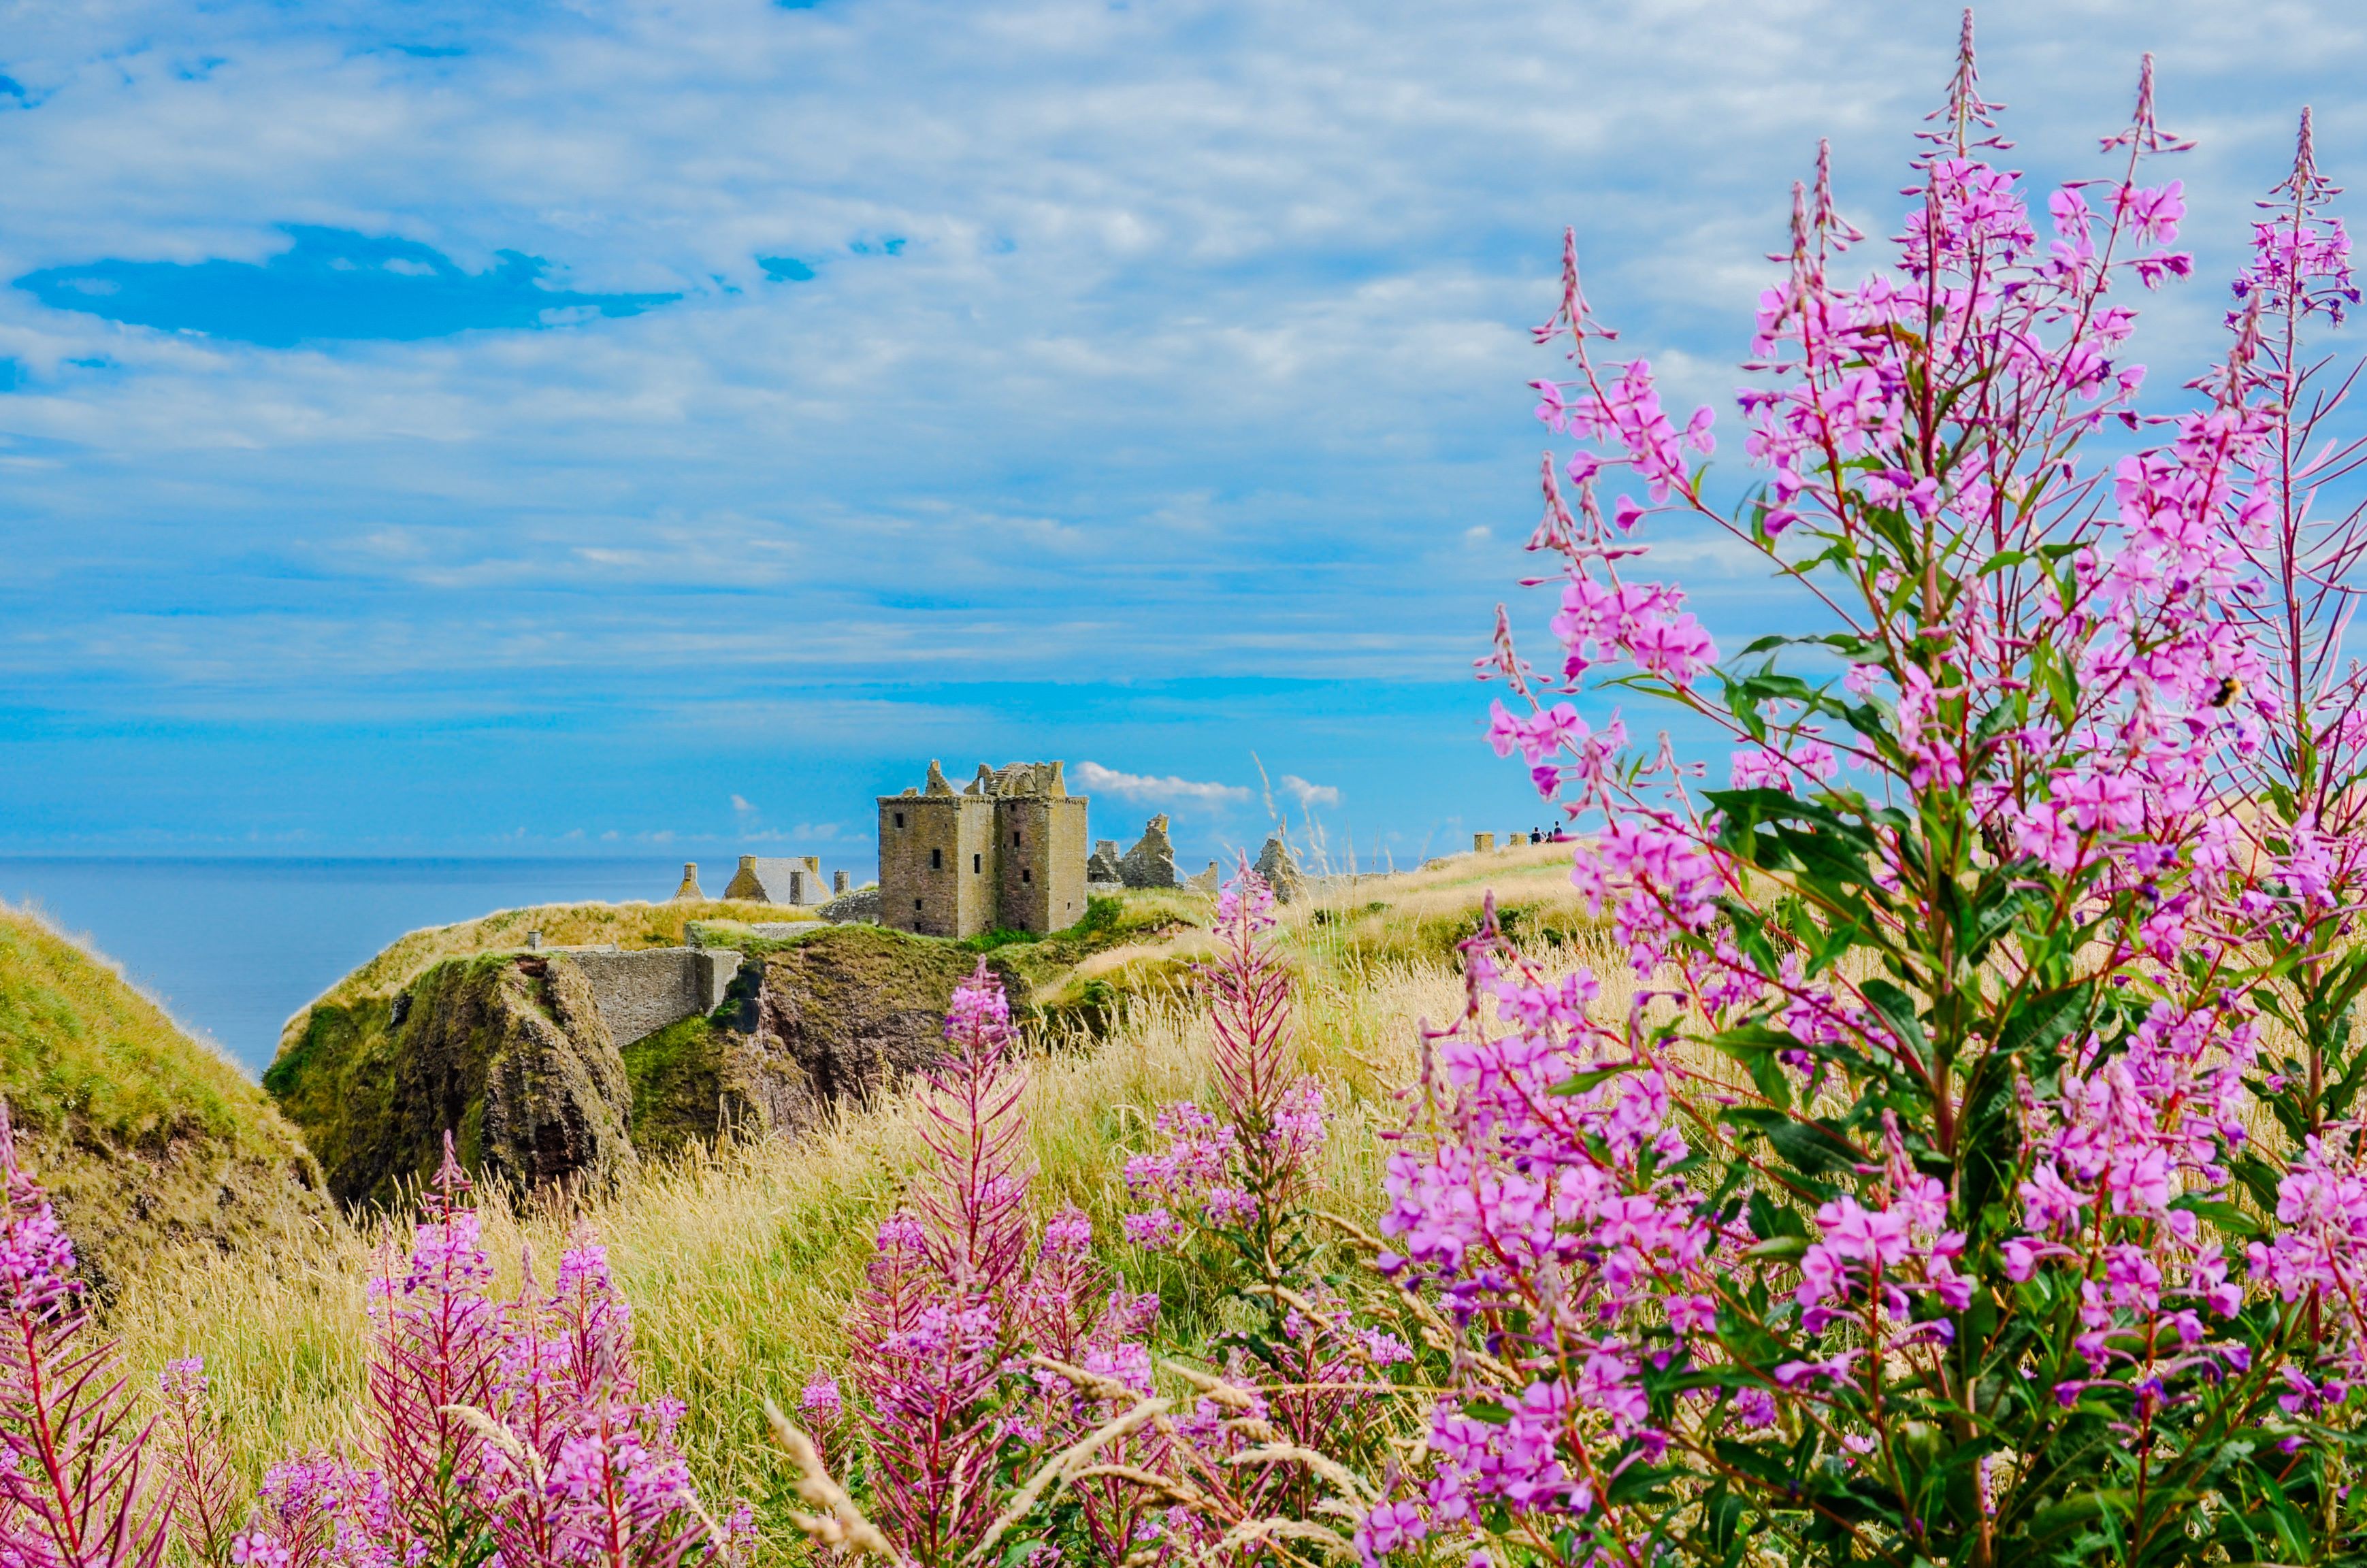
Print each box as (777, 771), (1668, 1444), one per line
(1124, 864), (1331, 1291)
(844, 966), (1028, 1566)
(157, 1358), (239, 1567)
(845, 962), (1162, 1567)
(0, 1102), (167, 1568)
(333, 1134), (738, 1568)
(365, 1133), (501, 1563)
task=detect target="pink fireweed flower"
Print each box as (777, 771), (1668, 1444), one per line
(0, 1106), (169, 1567)
(1548, 573), (1718, 686)
(798, 1369), (843, 1426)
(1215, 863), (1278, 930)
(243, 1454), (397, 1568)
(159, 1354), (244, 1565)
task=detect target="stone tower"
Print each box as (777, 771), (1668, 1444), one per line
(878, 760), (1090, 938)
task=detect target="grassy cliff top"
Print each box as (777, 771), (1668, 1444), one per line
(284, 898), (818, 1048)
(0, 902), (329, 1294)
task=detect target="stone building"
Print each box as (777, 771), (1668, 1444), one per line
(723, 855), (830, 905)
(878, 760), (1090, 938)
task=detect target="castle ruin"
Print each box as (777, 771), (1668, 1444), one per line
(879, 760), (1090, 938)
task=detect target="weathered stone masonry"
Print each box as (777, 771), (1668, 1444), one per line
(564, 946), (742, 1047)
(878, 759), (1090, 938)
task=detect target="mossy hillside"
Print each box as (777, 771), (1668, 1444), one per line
(619, 1012), (725, 1159)
(621, 922), (1030, 1159)
(270, 953), (638, 1208)
(674, 894), (1211, 1053)
(0, 903), (329, 1296)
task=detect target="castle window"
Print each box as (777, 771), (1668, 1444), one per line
(1022, 868), (1032, 884)
(914, 899), (923, 911)
(894, 812), (906, 829)
(1012, 830), (1022, 846)
(973, 853), (981, 873)
(930, 849), (942, 869)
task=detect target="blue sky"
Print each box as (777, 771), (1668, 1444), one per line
(3, 0), (2364, 872)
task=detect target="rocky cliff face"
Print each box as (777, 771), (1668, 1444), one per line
(621, 926), (1019, 1158)
(272, 925), (1019, 1203)
(731, 925), (1005, 1140)
(270, 953), (638, 1208)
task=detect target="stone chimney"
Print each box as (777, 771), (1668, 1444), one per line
(834, 868), (850, 894)
(674, 862), (704, 900)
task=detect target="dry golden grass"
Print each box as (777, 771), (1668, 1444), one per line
(114, 849), (1619, 1539)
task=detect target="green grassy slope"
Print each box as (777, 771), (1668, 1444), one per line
(0, 902), (331, 1296)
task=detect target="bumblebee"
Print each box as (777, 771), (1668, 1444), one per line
(2209, 676), (2243, 709)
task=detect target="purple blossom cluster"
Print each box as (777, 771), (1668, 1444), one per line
(0, 1106), (169, 1568)
(1122, 863), (1331, 1275)
(1344, 21), (2367, 1567)
(0, 1107), (741, 1568)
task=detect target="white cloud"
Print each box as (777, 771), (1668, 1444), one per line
(730, 793), (756, 814)
(1074, 761), (1252, 808)
(1280, 774), (1341, 810)
(12, 0), (2342, 708)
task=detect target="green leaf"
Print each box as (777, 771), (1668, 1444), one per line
(2026, 1490), (2131, 1546)
(1763, 1116), (1863, 1179)
(2170, 1196), (2264, 1239)
(1859, 977), (1932, 1071)
(1747, 1188), (1808, 1242)
(2230, 1152), (2282, 1215)
(1550, 1062), (1646, 1097)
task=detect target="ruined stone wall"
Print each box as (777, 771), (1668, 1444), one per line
(994, 798), (1048, 932)
(566, 947), (741, 1047)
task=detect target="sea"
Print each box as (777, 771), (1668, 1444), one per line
(0, 857), (688, 1075)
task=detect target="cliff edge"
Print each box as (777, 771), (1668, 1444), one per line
(270, 921), (1028, 1203)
